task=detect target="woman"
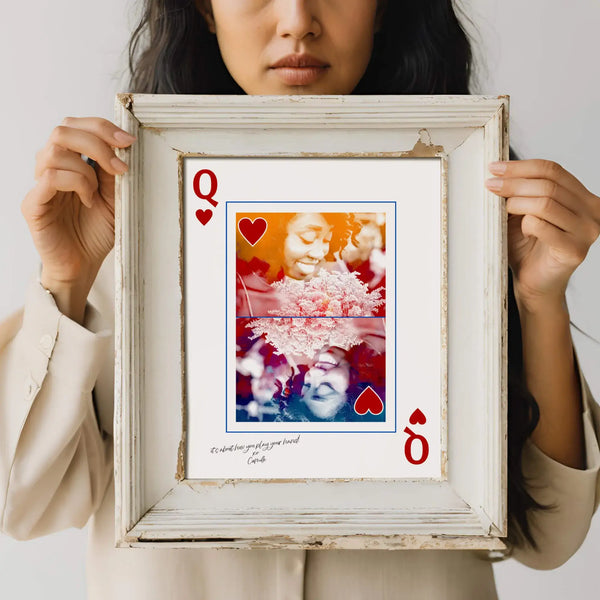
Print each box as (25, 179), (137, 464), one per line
(236, 211), (361, 315)
(237, 212), (358, 282)
(276, 345), (386, 422)
(236, 211), (386, 316)
(1, 1), (599, 599)
(237, 322), (386, 423)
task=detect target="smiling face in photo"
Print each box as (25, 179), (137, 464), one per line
(283, 213), (333, 280)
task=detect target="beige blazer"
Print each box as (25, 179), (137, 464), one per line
(1, 249), (599, 600)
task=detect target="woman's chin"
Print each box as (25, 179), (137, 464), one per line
(305, 400), (339, 420)
(290, 262), (325, 280)
(297, 264), (317, 278)
(307, 407), (333, 420)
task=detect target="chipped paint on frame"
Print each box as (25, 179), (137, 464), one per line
(121, 533), (507, 551)
(176, 151), (187, 482)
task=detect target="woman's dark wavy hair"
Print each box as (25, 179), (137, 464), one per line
(129, 0), (546, 549)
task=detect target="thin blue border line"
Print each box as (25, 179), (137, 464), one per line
(226, 200), (397, 434)
(394, 199), (397, 434)
(225, 203), (228, 432)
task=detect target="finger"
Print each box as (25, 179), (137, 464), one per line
(486, 178), (585, 216)
(21, 176), (94, 223)
(488, 159), (592, 200)
(35, 144), (98, 187)
(39, 169), (96, 208)
(61, 116), (136, 148)
(21, 184), (59, 221)
(521, 215), (588, 266)
(506, 196), (580, 235)
(48, 125), (129, 176)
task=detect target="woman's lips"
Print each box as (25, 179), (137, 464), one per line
(270, 53), (329, 86)
(271, 66), (329, 86)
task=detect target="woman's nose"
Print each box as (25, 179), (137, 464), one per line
(304, 369), (320, 387)
(307, 242), (327, 259)
(275, 0), (322, 39)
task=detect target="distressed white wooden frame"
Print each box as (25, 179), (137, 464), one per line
(114, 95), (508, 549)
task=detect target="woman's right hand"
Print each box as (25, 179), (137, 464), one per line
(21, 117), (136, 322)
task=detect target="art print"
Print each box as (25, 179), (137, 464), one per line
(183, 157), (443, 479)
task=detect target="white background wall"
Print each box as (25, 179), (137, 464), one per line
(0, 0), (598, 597)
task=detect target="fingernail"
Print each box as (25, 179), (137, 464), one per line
(114, 130), (136, 144)
(111, 156), (128, 174)
(489, 161), (507, 175)
(486, 178), (503, 191)
(81, 194), (94, 209)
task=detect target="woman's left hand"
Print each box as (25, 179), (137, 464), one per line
(486, 159), (600, 310)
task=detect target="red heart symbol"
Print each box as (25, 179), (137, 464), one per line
(409, 408), (426, 425)
(196, 209), (213, 226)
(238, 217), (268, 246)
(353, 386), (384, 416)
